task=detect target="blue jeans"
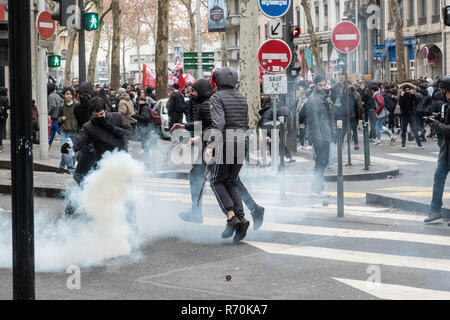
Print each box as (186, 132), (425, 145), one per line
(61, 132), (78, 165)
(60, 153), (74, 170)
(376, 116), (393, 141)
(431, 150), (450, 214)
(48, 120), (61, 145)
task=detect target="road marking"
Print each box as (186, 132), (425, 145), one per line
(353, 155), (416, 166)
(388, 153), (437, 163)
(379, 186), (434, 191)
(203, 217), (450, 246)
(292, 156), (309, 163)
(245, 242), (450, 272)
(333, 278), (450, 300)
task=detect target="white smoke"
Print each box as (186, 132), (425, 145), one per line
(0, 151), (144, 272)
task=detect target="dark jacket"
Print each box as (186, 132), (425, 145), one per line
(360, 88), (376, 113)
(167, 91), (186, 127)
(415, 89), (432, 116)
(430, 90), (446, 114)
(431, 102), (450, 166)
(0, 87), (9, 120)
(209, 67), (248, 142)
(132, 102), (156, 136)
(299, 91), (334, 145)
(73, 112), (133, 161)
(185, 79), (214, 133)
(399, 92), (417, 117)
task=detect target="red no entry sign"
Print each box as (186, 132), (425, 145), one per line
(258, 39), (292, 74)
(332, 22), (360, 54)
(37, 11), (56, 40)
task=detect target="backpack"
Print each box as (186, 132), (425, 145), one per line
(380, 93), (394, 113)
(149, 108), (162, 126)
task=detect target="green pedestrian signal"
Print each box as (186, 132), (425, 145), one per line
(48, 54), (61, 68)
(83, 12), (99, 31)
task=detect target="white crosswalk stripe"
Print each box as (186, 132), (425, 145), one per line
(352, 154), (417, 166)
(387, 153), (437, 163)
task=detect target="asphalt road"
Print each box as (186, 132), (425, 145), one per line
(0, 134), (449, 301)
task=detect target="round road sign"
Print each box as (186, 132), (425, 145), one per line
(258, 39), (292, 74)
(332, 21), (360, 54)
(37, 11), (56, 40)
(258, 0), (292, 18)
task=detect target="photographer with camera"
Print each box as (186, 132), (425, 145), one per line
(426, 76), (450, 224)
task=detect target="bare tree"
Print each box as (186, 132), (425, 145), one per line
(301, 0), (325, 76)
(64, 30), (78, 87)
(156, 0), (170, 99)
(179, 0), (196, 52)
(389, 0), (407, 82)
(87, 0), (112, 83)
(110, 0), (121, 90)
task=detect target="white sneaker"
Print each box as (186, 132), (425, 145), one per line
(305, 146), (312, 150)
(391, 136), (397, 144)
(417, 145), (425, 149)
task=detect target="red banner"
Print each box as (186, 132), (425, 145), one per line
(142, 64), (156, 88)
(0, 5), (5, 21)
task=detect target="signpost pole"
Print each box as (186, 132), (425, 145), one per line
(197, 0), (203, 79)
(345, 57), (352, 166)
(79, 0), (86, 82)
(272, 94), (278, 173)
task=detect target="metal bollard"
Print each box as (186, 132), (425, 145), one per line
(337, 120), (344, 218)
(363, 122), (370, 170)
(279, 117), (286, 200)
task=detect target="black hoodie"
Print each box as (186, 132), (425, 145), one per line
(185, 79), (214, 132)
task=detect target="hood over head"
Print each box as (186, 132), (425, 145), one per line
(192, 79), (213, 103)
(212, 67), (239, 90)
(79, 82), (95, 96)
(0, 87), (7, 97)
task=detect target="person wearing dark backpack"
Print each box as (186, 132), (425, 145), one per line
(167, 83), (186, 130)
(399, 84), (423, 149)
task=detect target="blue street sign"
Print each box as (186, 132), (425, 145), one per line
(258, 0), (291, 18)
(373, 45), (385, 58)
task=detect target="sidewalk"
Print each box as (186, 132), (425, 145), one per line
(0, 138), (399, 198)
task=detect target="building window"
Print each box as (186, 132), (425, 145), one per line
(324, 3), (329, 31)
(418, 0), (427, 24)
(235, 32), (239, 47)
(234, 0), (239, 14)
(432, 0), (440, 23)
(296, 7), (300, 27)
(407, 0), (414, 26)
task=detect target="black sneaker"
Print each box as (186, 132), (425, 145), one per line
(56, 168), (65, 174)
(251, 205), (265, 230)
(233, 218), (250, 243)
(179, 211), (203, 224)
(222, 216), (242, 239)
(424, 212), (443, 223)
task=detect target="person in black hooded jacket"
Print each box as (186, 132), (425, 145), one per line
(170, 79), (264, 229)
(74, 82), (95, 131)
(430, 88), (446, 148)
(0, 87), (9, 151)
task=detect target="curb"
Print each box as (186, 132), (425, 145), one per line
(366, 193), (450, 217)
(0, 184), (65, 198)
(0, 160), (58, 173)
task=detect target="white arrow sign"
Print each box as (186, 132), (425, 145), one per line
(269, 18), (282, 39)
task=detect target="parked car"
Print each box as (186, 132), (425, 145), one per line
(154, 97), (188, 140)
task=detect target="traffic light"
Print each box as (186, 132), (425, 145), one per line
(48, 54), (61, 68)
(51, 0), (75, 26)
(83, 12), (99, 31)
(444, 6), (450, 26)
(290, 26), (301, 39)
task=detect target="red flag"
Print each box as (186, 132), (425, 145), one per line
(178, 69), (187, 91)
(210, 68), (218, 90)
(142, 64), (156, 88)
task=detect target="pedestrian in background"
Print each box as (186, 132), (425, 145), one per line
(57, 87), (78, 173)
(47, 82), (63, 150)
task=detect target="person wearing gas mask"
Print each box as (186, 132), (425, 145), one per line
(299, 75), (335, 198)
(426, 76), (450, 225)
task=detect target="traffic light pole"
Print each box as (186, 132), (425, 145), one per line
(9, 0), (35, 300)
(79, 0), (86, 82)
(196, 0), (203, 79)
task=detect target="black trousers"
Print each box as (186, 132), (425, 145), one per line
(190, 162), (257, 215)
(341, 118), (359, 145)
(401, 115), (421, 146)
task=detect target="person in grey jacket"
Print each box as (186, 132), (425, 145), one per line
(204, 67), (251, 243)
(48, 82), (63, 148)
(299, 75), (334, 197)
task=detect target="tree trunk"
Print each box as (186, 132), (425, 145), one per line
(220, 32), (227, 67)
(65, 30), (77, 87)
(111, 0), (121, 90)
(87, 1), (104, 84)
(106, 35), (111, 82)
(156, 0), (169, 100)
(188, 1), (196, 52)
(122, 38), (127, 83)
(301, 0), (325, 76)
(389, 0), (407, 82)
(239, 0), (260, 128)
